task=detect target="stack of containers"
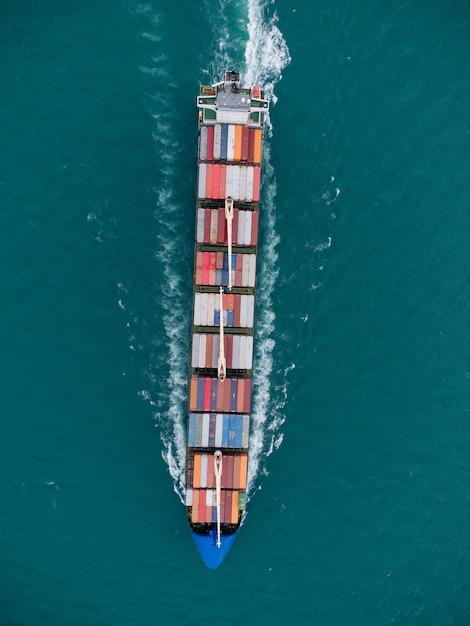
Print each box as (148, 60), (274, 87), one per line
(186, 115), (263, 528)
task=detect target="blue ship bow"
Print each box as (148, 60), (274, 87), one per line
(191, 526), (237, 569)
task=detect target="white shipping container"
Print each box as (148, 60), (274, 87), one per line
(215, 414), (223, 447)
(197, 208), (205, 243)
(200, 293), (208, 326)
(185, 488), (193, 506)
(249, 254), (257, 287)
(239, 166), (247, 202)
(194, 293), (201, 326)
(227, 125), (235, 161)
(239, 335), (246, 369)
(237, 210), (245, 246)
(200, 126), (208, 161)
(233, 166), (241, 201)
(246, 336), (254, 370)
(226, 165), (234, 198)
(192, 334), (200, 367)
(199, 334), (207, 368)
(246, 166), (254, 203)
(202, 414), (210, 447)
(198, 164), (207, 199)
(200, 453), (208, 487)
(208, 293), (215, 327)
(242, 415), (250, 448)
(242, 254), (250, 287)
(213, 124), (222, 160)
(244, 211), (252, 246)
(240, 295), (248, 327)
(232, 335), (240, 369)
(206, 489), (214, 507)
(246, 295), (255, 328)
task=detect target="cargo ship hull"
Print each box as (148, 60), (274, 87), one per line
(185, 72), (269, 568)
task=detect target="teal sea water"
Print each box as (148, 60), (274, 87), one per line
(1, 0), (469, 623)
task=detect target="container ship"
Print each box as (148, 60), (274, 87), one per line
(185, 71), (269, 569)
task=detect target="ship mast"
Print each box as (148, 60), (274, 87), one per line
(217, 286), (226, 381)
(214, 451), (223, 548)
(225, 196), (234, 291)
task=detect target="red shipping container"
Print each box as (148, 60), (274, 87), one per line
(219, 164), (226, 199)
(248, 129), (255, 163)
(216, 251), (224, 270)
(216, 379), (225, 412)
(202, 252), (210, 285)
(223, 293), (235, 309)
(224, 378), (233, 412)
(225, 490), (232, 523)
(212, 164), (220, 200)
(203, 377), (211, 411)
(196, 251), (203, 284)
(227, 455), (234, 489)
(236, 378), (245, 413)
(232, 209), (239, 244)
(236, 265), (242, 288)
(192, 489), (200, 522)
(252, 166), (261, 202)
(217, 207), (225, 243)
(203, 209), (211, 243)
(206, 164), (213, 200)
(233, 455), (241, 489)
(234, 296), (241, 327)
(209, 252), (216, 285)
(205, 334), (213, 369)
(244, 379), (251, 413)
(221, 456), (227, 489)
(241, 127), (249, 161)
(207, 125), (214, 160)
(251, 210), (259, 246)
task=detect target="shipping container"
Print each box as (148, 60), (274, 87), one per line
(198, 164), (206, 199)
(206, 125), (214, 160)
(248, 129), (255, 163)
(241, 126), (249, 161)
(200, 126), (208, 161)
(213, 124), (222, 160)
(205, 163), (213, 200)
(220, 125), (228, 161)
(253, 128), (262, 164)
(227, 125), (235, 162)
(253, 166), (261, 202)
(234, 125), (242, 162)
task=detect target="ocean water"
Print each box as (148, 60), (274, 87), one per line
(1, 0), (469, 624)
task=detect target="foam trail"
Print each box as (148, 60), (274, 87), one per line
(243, 0), (291, 496)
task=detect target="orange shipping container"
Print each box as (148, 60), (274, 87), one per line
(190, 377), (198, 411)
(234, 125), (242, 162)
(212, 164), (220, 200)
(253, 129), (262, 164)
(239, 454), (248, 489)
(231, 490), (239, 523)
(193, 454), (202, 488)
(236, 378), (245, 413)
